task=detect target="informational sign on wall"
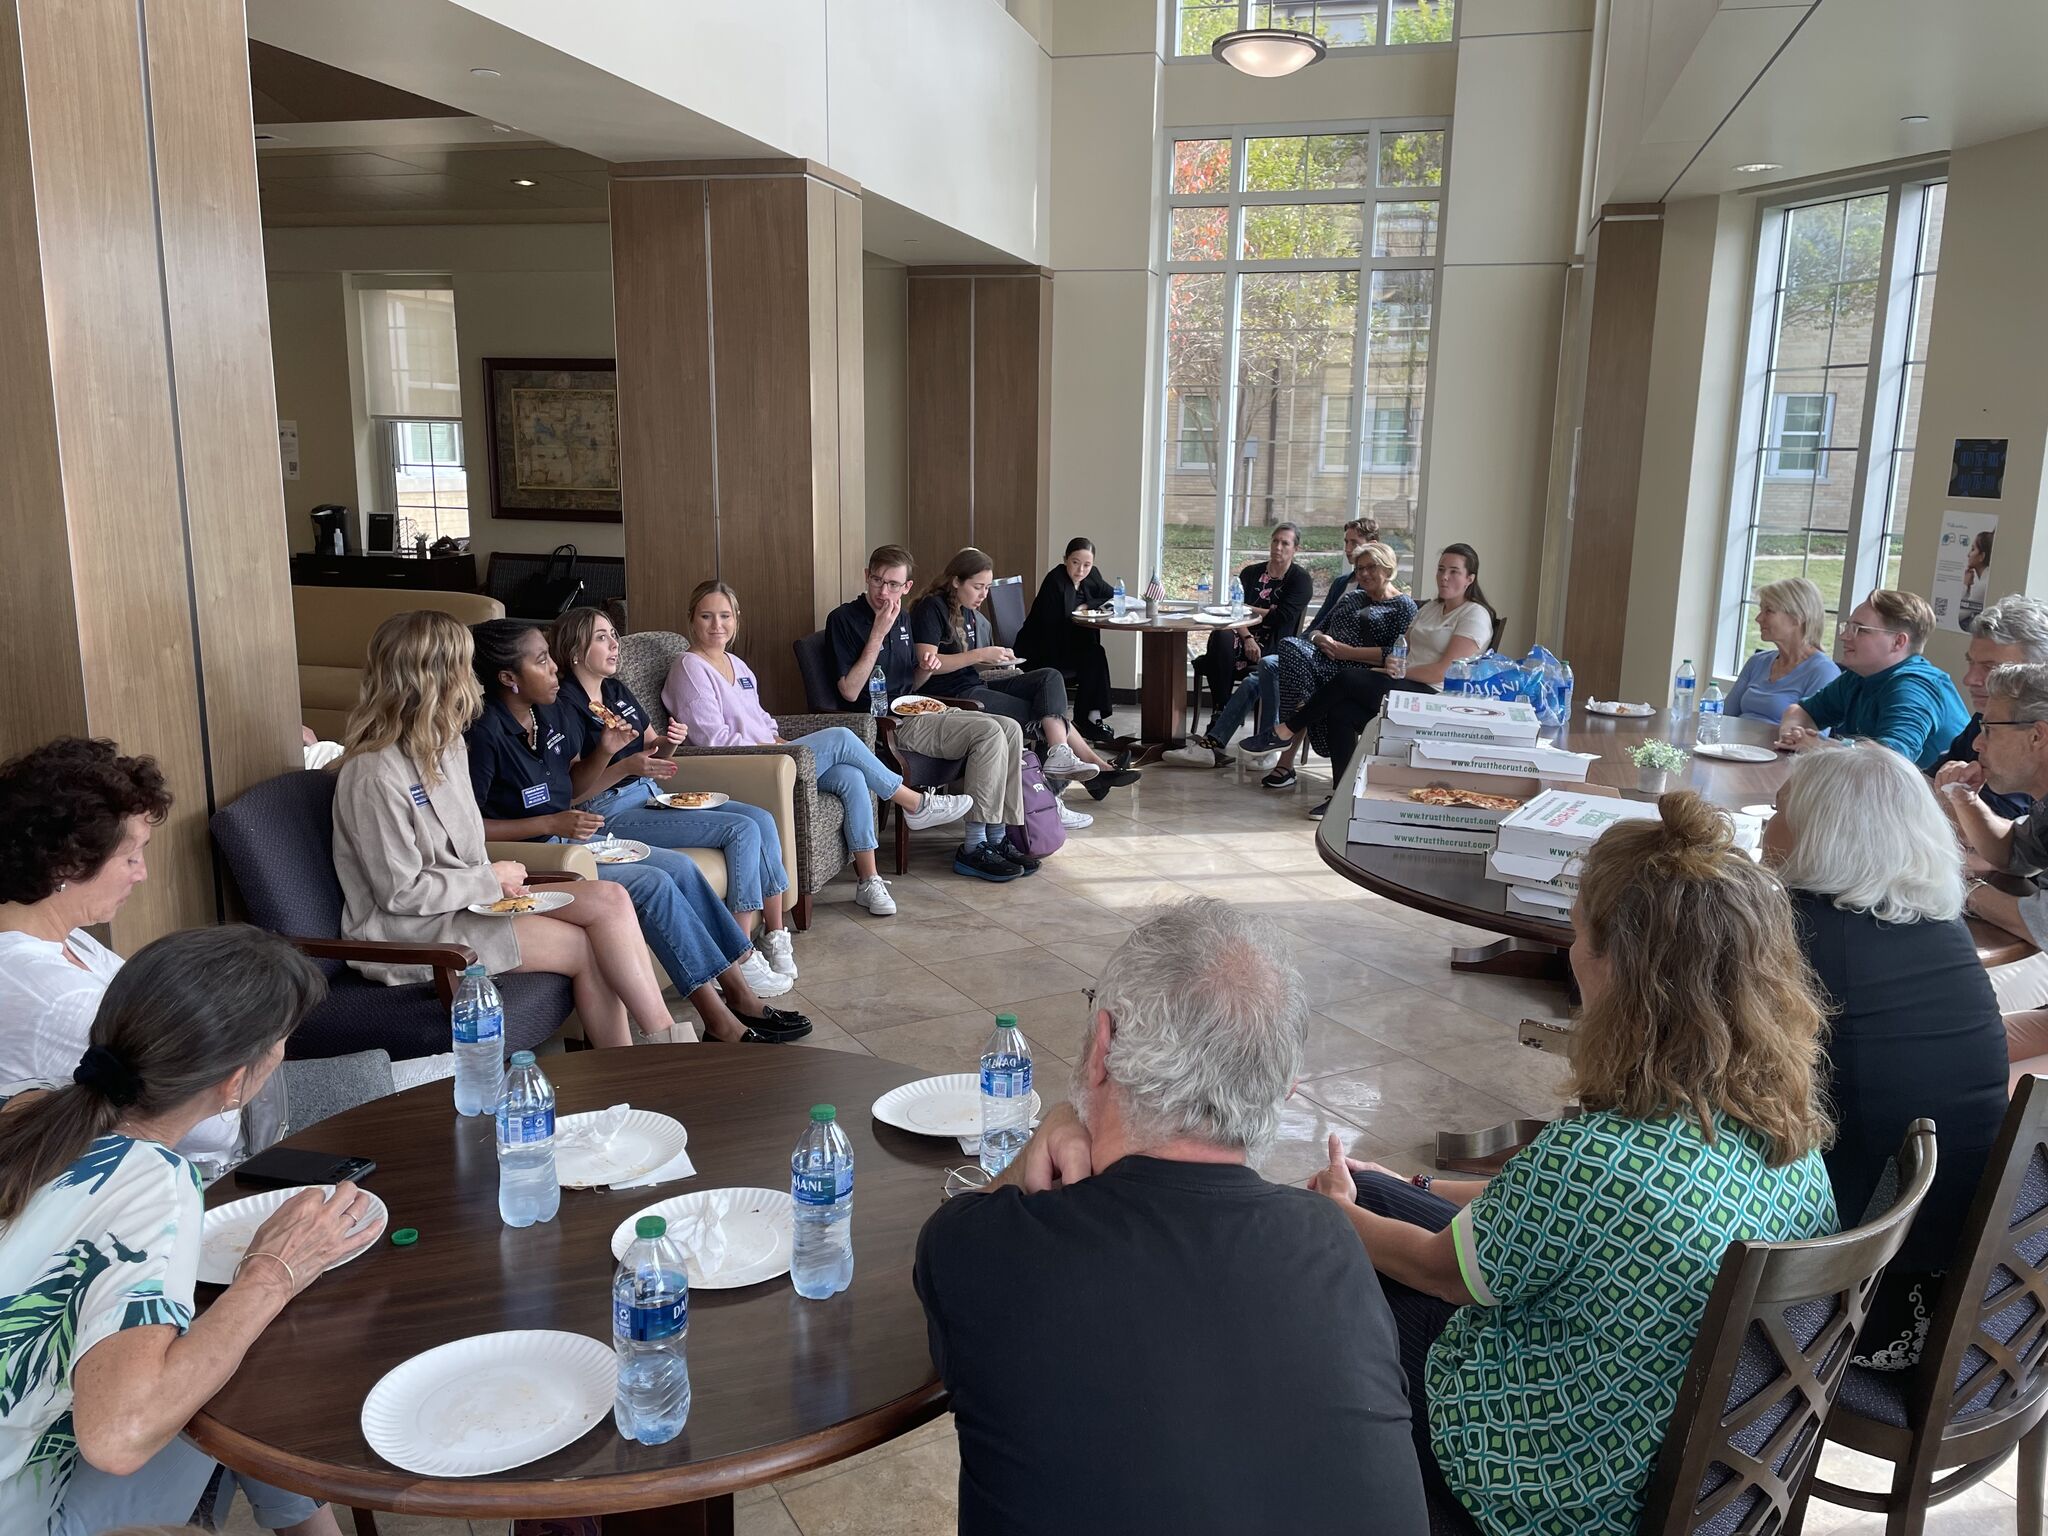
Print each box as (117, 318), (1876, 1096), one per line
(1932, 508), (1998, 634)
(278, 419), (300, 482)
(1949, 438), (2008, 499)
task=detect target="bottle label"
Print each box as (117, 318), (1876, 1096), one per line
(454, 1006), (504, 1046)
(981, 1061), (1033, 1099)
(497, 1104), (554, 1144)
(793, 1164), (852, 1206)
(615, 1291), (687, 1342)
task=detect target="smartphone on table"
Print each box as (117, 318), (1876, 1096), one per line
(233, 1146), (377, 1191)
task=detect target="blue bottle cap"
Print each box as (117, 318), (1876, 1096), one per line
(509, 1050), (536, 1066)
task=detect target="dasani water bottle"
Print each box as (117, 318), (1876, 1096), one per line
(613, 1215), (691, 1444)
(1698, 683), (1725, 745)
(495, 1050), (559, 1228)
(1112, 578), (1127, 618)
(452, 965), (504, 1117)
(1387, 634), (1408, 680)
(868, 664), (887, 717)
(979, 1013), (1033, 1177)
(1229, 575), (1245, 621)
(1671, 660), (1698, 743)
(791, 1105), (854, 1299)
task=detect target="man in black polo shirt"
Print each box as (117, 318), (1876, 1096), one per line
(826, 544), (1030, 889)
(914, 899), (1427, 1535)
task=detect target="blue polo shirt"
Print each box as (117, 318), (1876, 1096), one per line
(826, 595), (919, 710)
(557, 672), (652, 767)
(465, 696), (577, 825)
(1798, 655), (1971, 771)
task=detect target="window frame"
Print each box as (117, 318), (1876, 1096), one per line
(1713, 169), (1946, 680)
(1762, 392), (1836, 481)
(1169, 0), (1458, 59)
(374, 415), (469, 543)
(1176, 394), (1219, 471)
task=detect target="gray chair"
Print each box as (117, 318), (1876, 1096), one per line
(278, 1050), (396, 1135)
(987, 574), (1029, 648)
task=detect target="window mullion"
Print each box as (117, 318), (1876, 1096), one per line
(1838, 181), (1909, 612)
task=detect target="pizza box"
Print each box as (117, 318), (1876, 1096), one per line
(1378, 692), (1542, 744)
(1486, 847), (1582, 894)
(1349, 780), (1522, 832)
(1503, 884), (1576, 924)
(1345, 820), (1498, 856)
(1494, 789), (1663, 862)
(1356, 756), (1620, 809)
(1408, 737), (1598, 781)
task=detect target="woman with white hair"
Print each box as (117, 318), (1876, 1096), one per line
(1764, 743), (2008, 1368)
(1723, 575), (1840, 724)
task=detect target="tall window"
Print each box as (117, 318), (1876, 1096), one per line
(1718, 176), (1946, 668)
(1175, 0), (1454, 55)
(1156, 123), (1446, 600)
(356, 280), (469, 541)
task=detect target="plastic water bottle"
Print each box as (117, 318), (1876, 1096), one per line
(1672, 660), (1698, 742)
(1444, 656), (1472, 696)
(613, 1215), (691, 1444)
(978, 1012), (1034, 1177)
(1557, 660), (1574, 726)
(1387, 634), (1409, 680)
(1112, 578), (1127, 618)
(1196, 573), (1212, 605)
(1229, 576), (1246, 620)
(451, 965), (505, 1117)
(790, 1105), (854, 1299)
(867, 664), (887, 717)
(1698, 683), (1725, 745)
(495, 1051), (559, 1228)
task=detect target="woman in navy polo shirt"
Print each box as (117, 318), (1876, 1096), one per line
(465, 620), (810, 1044)
(550, 608), (796, 991)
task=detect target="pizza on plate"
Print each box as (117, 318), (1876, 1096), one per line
(488, 894), (539, 914)
(893, 698), (947, 717)
(660, 791), (720, 809)
(1408, 786), (1524, 812)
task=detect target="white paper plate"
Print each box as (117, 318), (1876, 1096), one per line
(466, 890), (575, 917)
(652, 791), (730, 811)
(589, 838), (651, 866)
(1585, 700), (1656, 717)
(199, 1185), (387, 1288)
(608, 1188), (794, 1288)
(1106, 613), (1148, 625)
(1741, 803), (1777, 819)
(871, 1074), (1045, 1141)
(1201, 605), (1236, 618)
(554, 1109), (688, 1189)
(890, 694), (947, 717)
(1694, 742), (1778, 763)
(361, 1330), (615, 1478)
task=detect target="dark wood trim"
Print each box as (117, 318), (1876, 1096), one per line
(1597, 202), (1665, 220)
(909, 264), (1055, 279)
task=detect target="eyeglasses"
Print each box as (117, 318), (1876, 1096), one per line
(865, 574), (911, 593)
(942, 1165), (993, 1200)
(1838, 620), (1906, 641)
(1977, 719), (2040, 730)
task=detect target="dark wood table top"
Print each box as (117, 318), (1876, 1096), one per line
(1316, 709), (2037, 966)
(1069, 608), (1251, 634)
(188, 1048), (960, 1518)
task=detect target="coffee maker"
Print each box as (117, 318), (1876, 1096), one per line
(309, 504), (352, 556)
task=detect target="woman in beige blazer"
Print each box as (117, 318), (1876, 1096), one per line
(330, 611), (672, 1048)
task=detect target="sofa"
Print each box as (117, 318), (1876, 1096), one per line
(294, 586), (504, 740)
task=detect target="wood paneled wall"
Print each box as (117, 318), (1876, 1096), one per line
(610, 161), (865, 705)
(1561, 208), (1665, 701)
(906, 268), (1053, 587)
(0, 0), (300, 948)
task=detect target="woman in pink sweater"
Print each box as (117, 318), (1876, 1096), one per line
(662, 581), (971, 917)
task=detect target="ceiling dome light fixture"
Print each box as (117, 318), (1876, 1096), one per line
(1733, 162), (1784, 174)
(1900, 114), (1930, 125)
(1211, 27), (1327, 78)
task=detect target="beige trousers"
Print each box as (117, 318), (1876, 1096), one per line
(894, 709), (1026, 826)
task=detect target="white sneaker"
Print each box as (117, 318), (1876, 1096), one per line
(1042, 743), (1100, 780)
(854, 876), (897, 916)
(1236, 745), (1282, 770)
(762, 927), (798, 979)
(1163, 743), (1226, 769)
(1056, 800), (1093, 830)
(736, 949), (794, 996)
(902, 790), (972, 831)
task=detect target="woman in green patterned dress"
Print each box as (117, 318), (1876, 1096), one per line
(1309, 792), (1841, 1536)
(0, 927), (380, 1536)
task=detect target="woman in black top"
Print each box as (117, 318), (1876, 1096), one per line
(1764, 744), (2009, 1368)
(1016, 538), (1117, 742)
(1199, 523), (1314, 715)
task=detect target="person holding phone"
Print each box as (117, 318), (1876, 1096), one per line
(0, 926), (372, 1536)
(551, 607), (796, 989)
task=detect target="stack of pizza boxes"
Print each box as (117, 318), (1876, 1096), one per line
(1346, 693), (1606, 857)
(1484, 791), (1664, 924)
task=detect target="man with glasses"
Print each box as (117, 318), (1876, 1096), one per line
(1774, 588), (1968, 770)
(913, 899), (1426, 1534)
(827, 545), (1031, 893)
(1931, 594), (2048, 820)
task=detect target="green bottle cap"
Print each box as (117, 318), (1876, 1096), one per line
(995, 1013), (1019, 1029)
(390, 1228), (419, 1247)
(509, 1050), (536, 1066)
(810, 1104), (836, 1123)
(636, 1215), (667, 1239)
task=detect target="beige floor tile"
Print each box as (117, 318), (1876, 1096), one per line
(792, 1018), (873, 1056)
(947, 946), (1097, 1010)
(1300, 1011), (1405, 1078)
(332, 1512), (469, 1536)
(1043, 872), (1205, 914)
(983, 897), (1136, 950)
(795, 967), (981, 1034)
(1250, 1096), (1385, 1184)
(778, 1435), (960, 1536)
(1316, 984), (1514, 1056)
(1422, 1038), (1576, 1120)
(738, 1495), (805, 1535)
(1046, 940), (1123, 977)
(782, 911), (909, 986)
(1298, 1058), (1528, 1151)
(868, 912), (1037, 964)
(859, 1011), (1023, 1075)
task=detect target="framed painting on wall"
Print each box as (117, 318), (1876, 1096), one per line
(481, 356), (622, 522)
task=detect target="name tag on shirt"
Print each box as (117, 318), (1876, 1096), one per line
(739, 676), (756, 692)
(408, 783), (429, 807)
(521, 783), (550, 809)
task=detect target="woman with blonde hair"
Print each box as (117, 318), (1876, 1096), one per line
(1765, 743), (2006, 1368)
(1724, 575), (1841, 724)
(1307, 792), (1838, 1535)
(330, 610), (676, 1048)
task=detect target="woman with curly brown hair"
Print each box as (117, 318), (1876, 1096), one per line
(1306, 792), (1840, 1536)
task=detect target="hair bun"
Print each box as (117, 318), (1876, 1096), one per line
(1654, 791), (1734, 871)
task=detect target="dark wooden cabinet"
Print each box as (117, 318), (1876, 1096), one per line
(290, 552), (477, 592)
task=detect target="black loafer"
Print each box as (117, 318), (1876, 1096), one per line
(1085, 768), (1142, 801)
(732, 1007), (813, 1042)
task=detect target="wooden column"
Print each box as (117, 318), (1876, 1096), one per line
(610, 160), (865, 705)
(0, 0), (301, 949)
(1560, 206), (1664, 700)
(906, 267), (1053, 584)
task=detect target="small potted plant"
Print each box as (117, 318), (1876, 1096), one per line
(1628, 738), (1690, 794)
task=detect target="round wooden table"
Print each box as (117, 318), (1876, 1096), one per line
(188, 1048), (962, 1533)
(1069, 606), (1251, 757)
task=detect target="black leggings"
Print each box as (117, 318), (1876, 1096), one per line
(1286, 671), (1437, 765)
(970, 667), (1069, 728)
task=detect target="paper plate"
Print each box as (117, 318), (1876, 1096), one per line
(361, 1330), (615, 1478)
(466, 890), (575, 917)
(1741, 803), (1777, 819)
(199, 1185), (387, 1287)
(1694, 742), (1777, 763)
(1201, 605), (1237, 617)
(871, 1074), (1044, 1141)
(890, 695), (947, 717)
(589, 838), (651, 866)
(1585, 700), (1656, 717)
(554, 1109), (688, 1189)
(652, 791), (730, 811)
(1106, 613), (1148, 625)
(608, 1188), (794, 1288)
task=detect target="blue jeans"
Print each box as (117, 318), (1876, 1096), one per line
(585, 776), (788, 917)
(55, 1433), (322, 1535)
(793, 725), (901, 854)
(1210, 654), (1280, 745)
(599, 852), (753, 994)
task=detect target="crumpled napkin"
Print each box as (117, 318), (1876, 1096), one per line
(557, 1103), (630, 1161)
(956, 1106), (1045, 1157)
(668, 1201), (728, 1278)
(611, 1146), (697, 1190)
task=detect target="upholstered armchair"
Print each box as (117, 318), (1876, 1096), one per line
(617, 630), (867, 931)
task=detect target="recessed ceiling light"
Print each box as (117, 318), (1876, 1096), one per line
(1733, 162), (1783, 174)
(511, 178), (537, 187)
(253, 132), (286, 144)
(469, 66), (500, 78)
(1900, 114), (1930, 125)
(1211, 27), (1327, 77)
(491, 122), (515, 133)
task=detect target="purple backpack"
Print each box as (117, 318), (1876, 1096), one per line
(1005, 749), (1068, 860)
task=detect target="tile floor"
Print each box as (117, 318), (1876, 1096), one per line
(222, 718), (2028, 1536)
